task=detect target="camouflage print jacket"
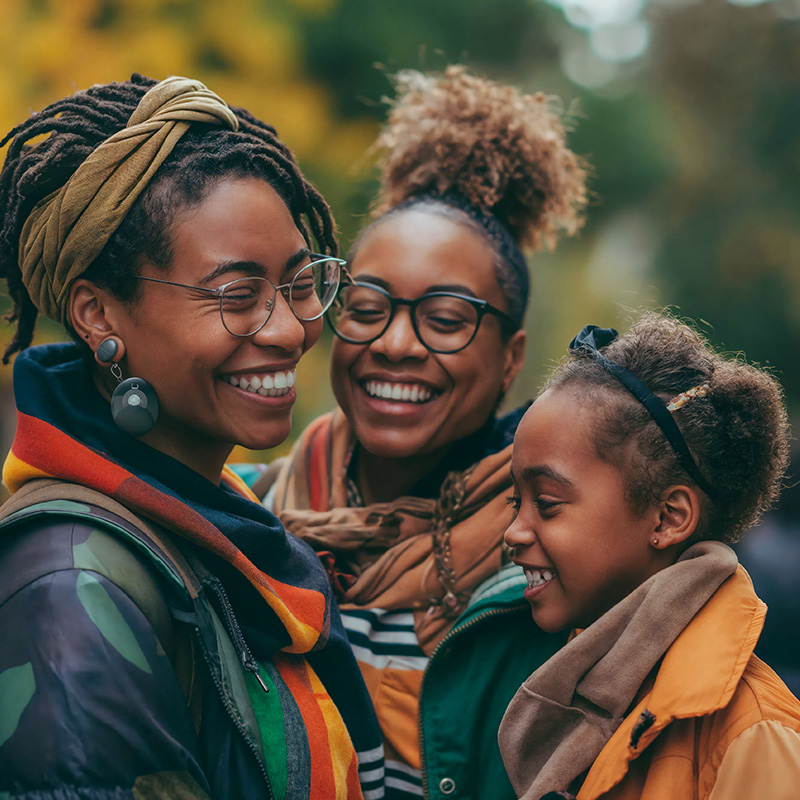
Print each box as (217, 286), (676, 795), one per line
(0, 488), (284, 800)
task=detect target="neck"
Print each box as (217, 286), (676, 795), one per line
(92, 366), (230, 486)
(355, 445), (453, 504)
(139, 428), (231, 485)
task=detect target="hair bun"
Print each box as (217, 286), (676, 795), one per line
(373, 65), (589, 252)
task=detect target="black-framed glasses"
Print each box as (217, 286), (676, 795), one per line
(136, 255), (345, 337)
(327, 280), (516, 354)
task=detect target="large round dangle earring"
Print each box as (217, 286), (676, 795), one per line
(96, 338), (159, 437)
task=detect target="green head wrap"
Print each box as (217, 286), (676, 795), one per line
(18, 75), (239, 327)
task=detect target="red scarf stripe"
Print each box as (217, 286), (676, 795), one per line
(305, 415), (333, 512)
(10, 413), (133, 494)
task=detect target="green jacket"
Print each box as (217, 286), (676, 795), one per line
(419, 566), (567, 800)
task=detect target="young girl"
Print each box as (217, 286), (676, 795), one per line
(500, 314), (800, 800)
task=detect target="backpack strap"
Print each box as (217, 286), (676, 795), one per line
(0, 479), (203, 597)
(0, 478), (204, 731)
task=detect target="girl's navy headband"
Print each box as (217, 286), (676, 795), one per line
(569, 325), (717, 499)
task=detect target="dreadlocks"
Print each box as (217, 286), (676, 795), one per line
(0, 73), (337, 363)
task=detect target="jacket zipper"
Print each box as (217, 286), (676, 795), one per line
(198, 575), (276, 798)
(417, 604), (526, 799)
(194, 624), (275, 800)
(203, 575), (271, 693)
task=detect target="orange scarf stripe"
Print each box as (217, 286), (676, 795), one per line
(275, 655), (337, 799)
(221, 465), (259, 502)
(308, 666), (361, 800)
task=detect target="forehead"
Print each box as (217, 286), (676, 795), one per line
(350, 209), (502, 301)
(167, 177), (306, 278)
(512, 389), (606, 477)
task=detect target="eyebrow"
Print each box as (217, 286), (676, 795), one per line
(201, 248), (310, 285)
(511, 465), (575, 487)
(354, 274), (478, 297)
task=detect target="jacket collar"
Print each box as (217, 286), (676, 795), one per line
(580, 565), (766, 798)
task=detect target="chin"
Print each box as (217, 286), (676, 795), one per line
(531, 610), (572, 635)
(357, 430), (432, 461)
(238, 423), (292, 452)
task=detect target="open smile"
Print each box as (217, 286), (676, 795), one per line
(221, 368), (296, 397)
(516, 564), (558, 601)
(360, 379), (438, 405)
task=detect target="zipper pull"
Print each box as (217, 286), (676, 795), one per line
(243, 654), (270, 693)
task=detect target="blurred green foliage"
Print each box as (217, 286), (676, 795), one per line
(1, 0), (798, 469)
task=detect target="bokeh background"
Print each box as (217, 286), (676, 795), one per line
(1, 0), (799, 681)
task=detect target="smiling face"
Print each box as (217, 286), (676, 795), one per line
(105, 177), (322, 479)
(330, 209), (525, 465)
(505, 388), (664, 633)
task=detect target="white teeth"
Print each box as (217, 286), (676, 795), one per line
(363, 381), (435, 404)
(223, 369), (296, 397)
(524, 568), (556, 588)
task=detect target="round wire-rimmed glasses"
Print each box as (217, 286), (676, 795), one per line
(136, 255), (345, 337)
(327, 279), (516, 354)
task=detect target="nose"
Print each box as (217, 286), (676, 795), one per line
(249, 290), (315, 353)
(369, 307), (428, 362)
(504, 513), (536, 551)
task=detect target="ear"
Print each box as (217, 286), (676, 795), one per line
(651, 485), (702, 549)
(501, 329), (527, 394)
(69, 278), (128, 363)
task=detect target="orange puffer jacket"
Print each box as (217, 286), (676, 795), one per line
(577, 566), (800, 800)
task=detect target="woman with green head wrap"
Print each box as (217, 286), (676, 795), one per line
(0, 74), (382, 800)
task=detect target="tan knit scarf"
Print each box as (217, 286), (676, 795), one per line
(272, 410), (516, 654)
(498, 540), (739, 799)
(18, 75), (238, 326)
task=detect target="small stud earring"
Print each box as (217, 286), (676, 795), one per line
(96, 337), (159, 437)
(652, 537), (659, 547)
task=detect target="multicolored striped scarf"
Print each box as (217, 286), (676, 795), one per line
(3, 342), (382, 800)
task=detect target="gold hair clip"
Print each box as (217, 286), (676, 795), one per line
(666, 383), (711, 412)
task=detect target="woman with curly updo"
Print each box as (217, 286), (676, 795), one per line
(502, 314), (800, 799)
(0, 75), (381, 798)
(269, 66), (589, 800)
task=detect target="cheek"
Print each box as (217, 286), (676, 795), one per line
(302, 318), (324, 351)
(330, 342), (362, 399)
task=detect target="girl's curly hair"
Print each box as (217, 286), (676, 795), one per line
(546, 313), (790, 543)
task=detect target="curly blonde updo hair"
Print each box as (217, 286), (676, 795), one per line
(352, 65), (589, 329)
(546, 313), (791, 543)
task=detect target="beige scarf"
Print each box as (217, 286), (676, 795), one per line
(273, 410), (517, 654)
(498, 540), (739, 799)
(19, 75), (238, 326)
